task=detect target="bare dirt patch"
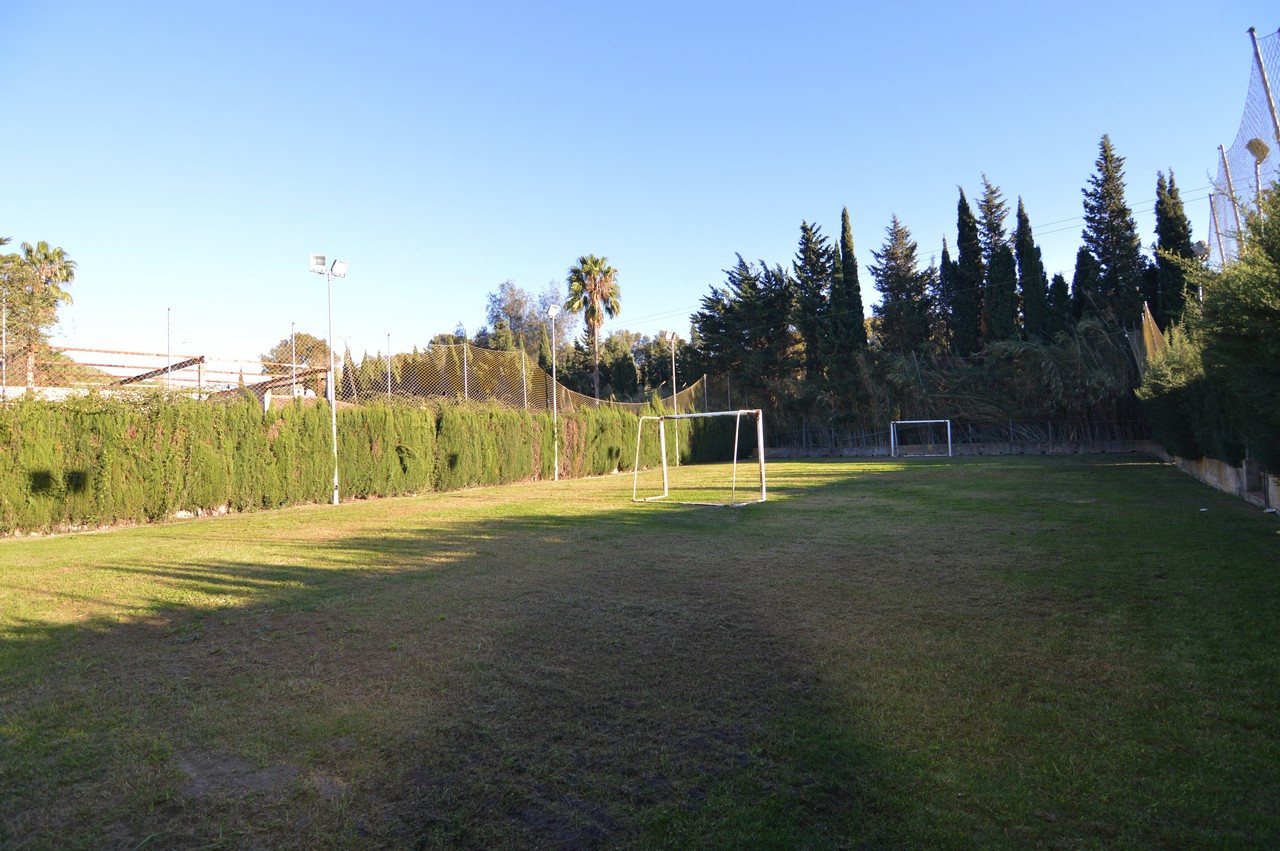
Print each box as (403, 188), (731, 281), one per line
(175, 750), (299, 800)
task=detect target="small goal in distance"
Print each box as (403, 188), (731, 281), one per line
(890, 419), (953, 457)
(632, 409), (767, 506)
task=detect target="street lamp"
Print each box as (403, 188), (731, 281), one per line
(547, 304), (560, 481)
(310, 254), (348, 506)
(663, 330), (680, 466)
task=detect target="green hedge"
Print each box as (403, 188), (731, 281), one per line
(0, 395), (733, 534)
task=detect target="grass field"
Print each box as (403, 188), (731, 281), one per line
(2, 455), (1278, 848)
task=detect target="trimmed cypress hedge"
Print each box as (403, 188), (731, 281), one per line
(0, 394), (724, 534)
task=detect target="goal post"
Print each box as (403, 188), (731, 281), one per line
(633, 409), (766, 506)
(890, 419), (953, 457)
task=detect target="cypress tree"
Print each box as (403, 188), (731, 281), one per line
(1070, 246), (1101, 319)
(1081, 134), (1147, 326)
(1154, 170), (1195, 327)
(938, 238), (957, 350)
(870, 215), (934, 353)
(791, 221), (834, 382)
(1013, 198), (1050, 339)
(984, 244), (1018, 343)
(1047, 272), (1071, 336)
(952, 189), (983, 355)
(839, 207), (867, 350)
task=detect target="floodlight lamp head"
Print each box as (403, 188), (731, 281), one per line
(309, 254), (327, 275)
(547, 305), (560, 318)
(329, 259), (349, 278)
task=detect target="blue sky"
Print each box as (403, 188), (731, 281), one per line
(3, 1), (1275, 362)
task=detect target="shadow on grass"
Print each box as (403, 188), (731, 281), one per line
(5, 455), (1277, 847)
(0, 468), (909, 848)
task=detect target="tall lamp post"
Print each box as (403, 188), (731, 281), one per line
(547, 304), (560, 481)
(310, 254), (349, 505)
(663, 330), (680, 466)
(1, 293), (7, 402)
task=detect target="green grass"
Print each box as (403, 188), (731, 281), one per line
(1, 455), (1277, 848)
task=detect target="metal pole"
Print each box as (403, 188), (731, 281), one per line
(1221, 144), (1244, 237)
(521, 349), (528, 411)
(386, 333), (391, 405)
(291, 321), (296, 398)
(731, 411), (741, 505)
(755, 411), (767, 501)
(462, 339), (469, 401)
(1, 294), (6, 402)
(1210, 194), (1227, 269)
(669, 334), (679, 467)
(327, 270), (339, 505)
(658, 418), (669, 497)
(1250, 27), (1280, 148)
(166, 307), (171, 391)
(551, 319), (559, 481)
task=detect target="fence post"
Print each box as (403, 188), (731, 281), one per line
(463, 343), (469, 401)
(521, 349), (528, 410)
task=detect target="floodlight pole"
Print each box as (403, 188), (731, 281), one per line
(312, 255), (348, 506)
(664, 331), (680, 466)
(327, 267), (339, 504)
(291, 321), (296, 398)
(548, 304), (560, 481)
(1, 294), (6, 402)
(166, 307), (171, 391)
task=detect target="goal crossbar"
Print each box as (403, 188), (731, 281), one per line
(632, 409), (766, 506)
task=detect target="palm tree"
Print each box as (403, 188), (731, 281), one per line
(565, 254), (620, 398)
(18, 241), (76, 389)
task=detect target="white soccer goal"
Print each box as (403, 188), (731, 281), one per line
(890, 419), (953, 457)
(633, 410), (767, 506)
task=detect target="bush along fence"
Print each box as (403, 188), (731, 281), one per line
(0, 394), (735, 535)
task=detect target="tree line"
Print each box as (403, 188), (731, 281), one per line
(685, 134), (1200, 434)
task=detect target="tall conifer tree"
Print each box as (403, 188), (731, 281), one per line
(1048, 272), (1071, 336)
(1081, 135), (1147, 326)
(1013, 198), (1049, 339)
(870, 216), (934, 353)
(1154, 170), (1195, 327)
(984, 245), (1018, 343)
(952, 189), (983, 355)
(792, 221), (834, 382)
(938, 238), (957, 350)
(1070, 246), (1101, 319)
(838, 207), (867, 350)
(976, 174), (1010, 266)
